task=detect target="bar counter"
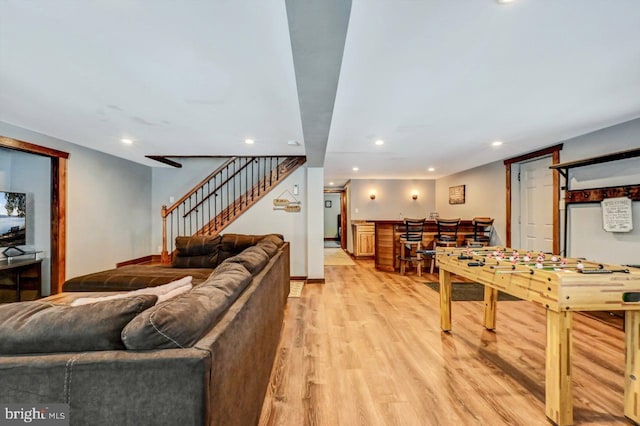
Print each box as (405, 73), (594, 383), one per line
(373, 219), (474, 272)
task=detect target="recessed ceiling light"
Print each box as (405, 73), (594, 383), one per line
(496, 0), (515, 4)
(352, 167), (359, 172)
(428, 167), (435, 172)
(375, 139), (384, 146)
(329, 182), (334, 186)
(245, 139), (255, 145)
(121, 138), (133, 145)
(491, 141), (503, 147)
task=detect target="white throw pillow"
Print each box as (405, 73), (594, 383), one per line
(71, 276), (193, 306)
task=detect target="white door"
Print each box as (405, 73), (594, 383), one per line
(519, 156), (553, 253)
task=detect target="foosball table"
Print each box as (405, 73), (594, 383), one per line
(434, 246), (640, 426)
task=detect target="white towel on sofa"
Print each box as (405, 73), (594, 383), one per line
(71, 276), (193, 306)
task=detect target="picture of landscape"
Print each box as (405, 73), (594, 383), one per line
(0, 191), (26, 247)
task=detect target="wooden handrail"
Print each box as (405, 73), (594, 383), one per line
(162, 156), (240, 218)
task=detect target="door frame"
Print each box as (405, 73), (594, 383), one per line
(0, 136), (68, 294)
(324, 188), (347, 249)
(504, 144), (563, 254)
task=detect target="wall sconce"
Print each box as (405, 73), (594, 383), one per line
(411, 192), (418, 200)
(369, 191), (376, 200)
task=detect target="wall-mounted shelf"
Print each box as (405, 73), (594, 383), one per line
(550, 147), (640, 181)
(549, 147), (640, 255)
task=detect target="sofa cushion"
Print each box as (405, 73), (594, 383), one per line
(0, 295), (157, 354)
(255, 239), (279, 257)
(172, 235), (221, 268)
(221, 246), (270, 275)
(260, 234), (285, 247)
(122, 267), (252, 350)
(209, 262), (253, 297)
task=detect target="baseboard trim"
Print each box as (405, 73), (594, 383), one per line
(290, 275), (307, 281)
(306, 278), (325, 284)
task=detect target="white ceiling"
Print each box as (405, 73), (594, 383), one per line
(1, 1), (640, 187)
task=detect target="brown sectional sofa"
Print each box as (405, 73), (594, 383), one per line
(0, 233), (290, 426)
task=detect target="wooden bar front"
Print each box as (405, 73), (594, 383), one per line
(373, 220), (474, 272)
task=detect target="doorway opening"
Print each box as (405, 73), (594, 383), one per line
(323, 188), (346, 249)
(504, 144), (562, 254)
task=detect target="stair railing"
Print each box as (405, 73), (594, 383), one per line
(160, 156), (303, 262)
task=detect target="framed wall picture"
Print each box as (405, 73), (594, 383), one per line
(449, 185), (465, 204)
(325, 200), (332, 208)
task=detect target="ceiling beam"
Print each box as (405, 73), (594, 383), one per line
(285, 0), (352, 167)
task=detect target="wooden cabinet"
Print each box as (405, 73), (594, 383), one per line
(0, 258), (43, 302)
(352, 223), (375, 257)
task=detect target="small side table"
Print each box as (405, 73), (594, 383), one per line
(0, 256), (43, 302)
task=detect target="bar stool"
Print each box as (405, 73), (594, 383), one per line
(397, 218), (426, 276)
(430, 218), (461, 273)
(464, 217), (494, 247)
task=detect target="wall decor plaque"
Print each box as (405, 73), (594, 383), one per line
(449, 185), (465, 205)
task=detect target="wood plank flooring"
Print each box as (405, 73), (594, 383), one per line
(259, 258), (631, 425)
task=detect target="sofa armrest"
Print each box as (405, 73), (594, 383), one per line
(0, 348), (211, 425)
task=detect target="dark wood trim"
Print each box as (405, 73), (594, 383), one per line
(503, 144), (564, 166)
(504, 144), (563, 252)
(324, 237), (339, 241)
(50, 157), (67, 294)
(1, 136), (69, 295)
(306, 278), (325, 284)
(566, 185), (640, 203)
(0, 136), (69, 159)
(551, 150), (561, 255)
(290, 275), (307, 281)
(145, 155), (183, 168)
(505, 163), (512, 247)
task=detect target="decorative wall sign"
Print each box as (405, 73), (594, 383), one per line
(273, 190), (302, 213)
(601, 196), (633, 232)
(449, 185), (465, 205)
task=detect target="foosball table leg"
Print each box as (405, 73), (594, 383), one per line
(439, 268), (452, 331)
(545, 310), (573, 425)
(624, 311), (640, 423)
(482, 286), (498, 330)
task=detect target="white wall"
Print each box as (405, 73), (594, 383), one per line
(223, 166), (309, 277)
(306, 167), (324, 280)
(323, 192), (340, 238)
(0, 122), (153, 280)
(435, 161), (506, 246)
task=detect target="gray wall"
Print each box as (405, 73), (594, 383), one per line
(349, 179), (436, 221)
(435, 161), (506, 246)
(559, 118), (640, 264)
(0, 122), (153, 281)
(151, 158), (227, 253)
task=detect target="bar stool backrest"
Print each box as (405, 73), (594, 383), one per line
(401, 218), (426, 242)
(435, 218), (461, 243)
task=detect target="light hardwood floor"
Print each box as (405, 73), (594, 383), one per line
(259, 258), (630, 425)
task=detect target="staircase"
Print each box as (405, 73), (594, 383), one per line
(161, 155), (306, 263)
